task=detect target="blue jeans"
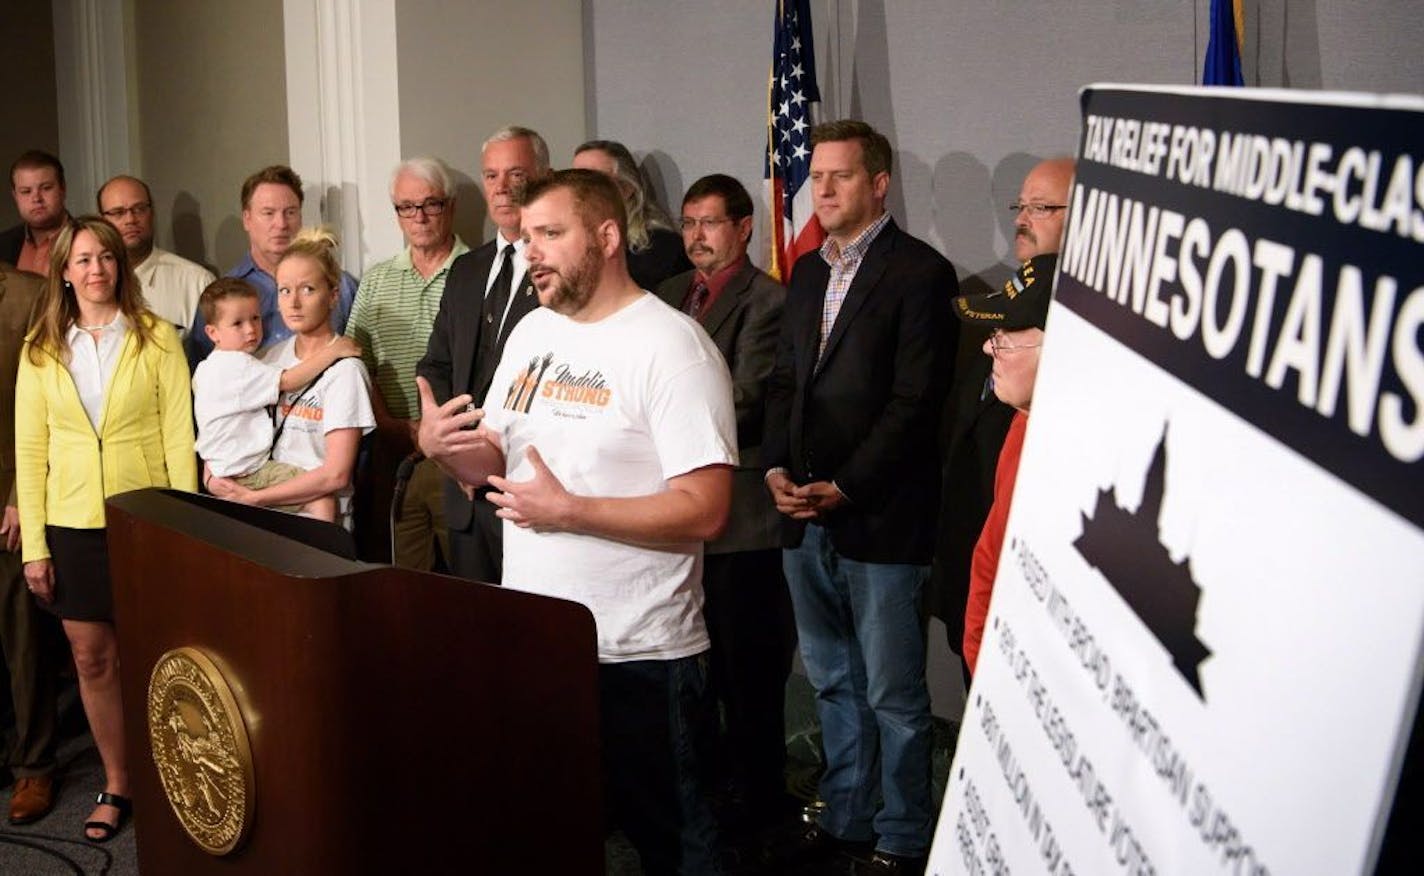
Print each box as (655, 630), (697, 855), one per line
(600, 654), (721, 875)
(784, 524), (934, 857)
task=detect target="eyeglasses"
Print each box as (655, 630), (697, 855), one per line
(988, 331), (1041, 355)
(1009, 202), (1067, 218)
(100, 203), (152, 220)
(679, 217), (735, 232)
(394, 198), (449, 218)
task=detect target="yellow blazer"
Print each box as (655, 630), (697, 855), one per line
(14, 314), (197, 562)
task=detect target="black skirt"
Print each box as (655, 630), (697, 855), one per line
(43, 526), (113, 622)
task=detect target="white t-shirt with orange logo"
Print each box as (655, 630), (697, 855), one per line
(481, 293), (737, 663)
(261, 336), (376, 528)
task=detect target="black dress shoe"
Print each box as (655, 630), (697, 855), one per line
(852, 849), (928, 875)
(777, 823), (874, 865)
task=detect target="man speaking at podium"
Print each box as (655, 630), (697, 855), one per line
(416, 168), (736, 875)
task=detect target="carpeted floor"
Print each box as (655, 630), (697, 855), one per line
(3, 674), (960, 875)
(605, 671), (960, 875)
(1, 683), (138, 875)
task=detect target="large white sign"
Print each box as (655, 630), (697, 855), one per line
(932, 85), (1424, 875)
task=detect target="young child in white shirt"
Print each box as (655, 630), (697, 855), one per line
(192, 277), (359, 521)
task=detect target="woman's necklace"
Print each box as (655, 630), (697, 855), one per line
(77, 319), (116, 332)
(293, 333), (337, 359)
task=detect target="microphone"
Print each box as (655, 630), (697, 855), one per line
(390, 451), (424, 524)
(395, 451), (423, 483)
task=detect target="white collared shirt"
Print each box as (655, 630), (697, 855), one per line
(64, 314), (130, 432)
(485, 232), (529, 337)
(134, 247), (216, 338)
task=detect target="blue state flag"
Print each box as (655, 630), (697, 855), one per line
(1202, 0), (1244, 85)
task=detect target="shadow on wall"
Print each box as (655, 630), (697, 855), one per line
(170, 191), (216, 275)
(1254, 0), (1322, 88)
(931, 152), (994, 298)
(640, 150), (683, 218)
(848, 0), (902, 219)
(216, 216), (248, 274)
(923, 151), (1046, 300)
(452, 176), (486, 246)
(322, 183), (353, 265)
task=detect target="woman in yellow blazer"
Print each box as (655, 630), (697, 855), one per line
(14, 216), (196, 842)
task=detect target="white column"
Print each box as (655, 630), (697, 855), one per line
(51, 0), (131, 208)
(283, 0), (403, 274)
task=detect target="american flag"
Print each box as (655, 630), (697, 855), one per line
(766, 0), (823, 283)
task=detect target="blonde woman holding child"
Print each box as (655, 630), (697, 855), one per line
(205, 229), (374, 529)
(192, 276), (362, 521)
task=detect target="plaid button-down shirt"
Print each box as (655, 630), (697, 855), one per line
(817, 210), (891, 361)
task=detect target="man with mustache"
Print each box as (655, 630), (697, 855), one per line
(188, 165), (359, 359)
(1010, 158), (1074, 263)
(417, 168), (737, 874)
(931, 156), (1073, 680)
(416, 126), (550, 584)
(655, 174), (795, 841)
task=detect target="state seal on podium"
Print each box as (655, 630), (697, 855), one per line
(147, 647), (256, 855)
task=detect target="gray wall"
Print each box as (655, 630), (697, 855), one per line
(396, 0), (586, 249)
(1, 3), (61, 230)
(584, 0), (1424, 720)
(587, 0), (1424, 295)
(129, 0), (290, 273)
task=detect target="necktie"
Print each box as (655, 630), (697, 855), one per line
(684, 278), (709, 318)
(485, 244), (516, 339)
(475, 245), (518, 399)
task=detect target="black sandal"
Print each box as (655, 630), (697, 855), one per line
(84, 791), (132, 843)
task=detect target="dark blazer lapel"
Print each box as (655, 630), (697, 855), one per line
(699, 262), (754, 339)
(793, 262), (827, 389)
(816, 220), (895, 372)
(453, 241), (495, 395)
(496, 270), (539, 352)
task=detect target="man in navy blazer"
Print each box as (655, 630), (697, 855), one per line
(416, 126), (550, 583)
(763, 120), (958, 874)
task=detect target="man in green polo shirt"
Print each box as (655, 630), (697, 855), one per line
(346, 157), (470, 567)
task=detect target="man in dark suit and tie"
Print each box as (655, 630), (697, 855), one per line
(416, 126), (550, 583)
(764, 120), (958, 875)
(654, 174), (794, 836)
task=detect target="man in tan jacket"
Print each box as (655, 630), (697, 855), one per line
(0, 262), (58, 824)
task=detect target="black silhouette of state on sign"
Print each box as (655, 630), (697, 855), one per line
(1073, 429), (1212, 699)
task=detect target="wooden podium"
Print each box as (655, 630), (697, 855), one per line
(106, 489), (603, 874)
